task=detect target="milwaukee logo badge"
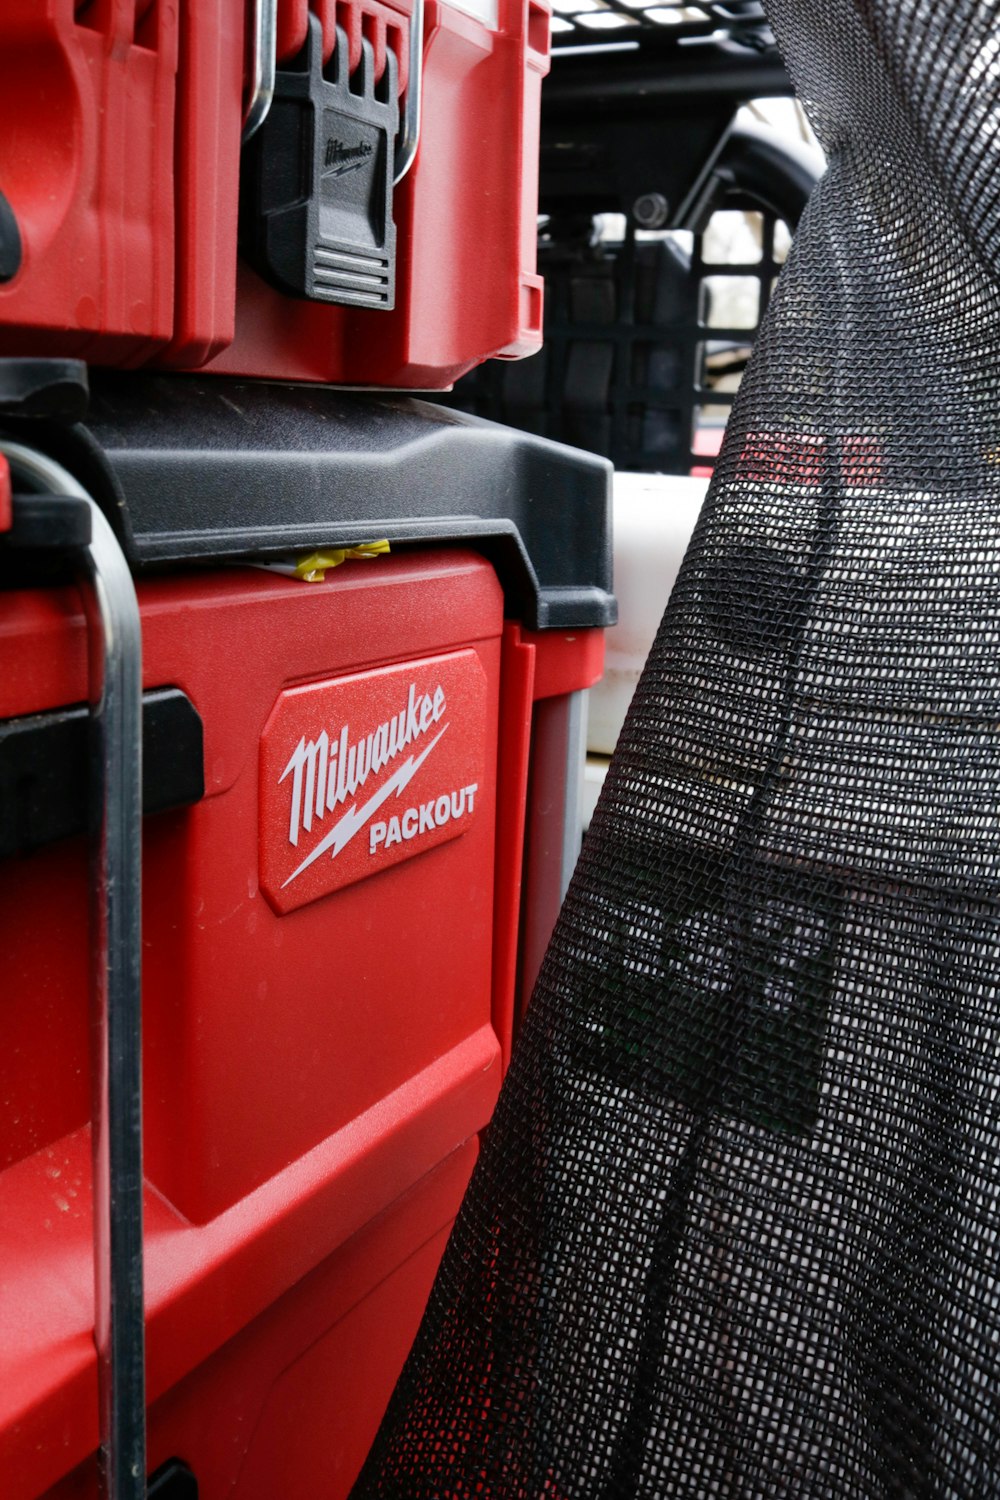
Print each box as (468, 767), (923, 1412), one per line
(323, 137), (374, 177)
(259, 651), (487, 913)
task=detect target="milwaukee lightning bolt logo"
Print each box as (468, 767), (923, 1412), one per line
(280, 708), (452, 886)
(259, 651), (488, 913)
(323, 138), (374, 178)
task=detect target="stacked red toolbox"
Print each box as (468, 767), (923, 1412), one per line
(0, 0), (548, 386)
(0, 380), (612, 1498)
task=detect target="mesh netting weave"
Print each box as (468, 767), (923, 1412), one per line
(351, 2), (1000, 1494)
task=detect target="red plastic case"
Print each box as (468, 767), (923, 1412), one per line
(206, 0), (550, 386)
(0, 0), (549, 387)
(0, 551), (603, 1498)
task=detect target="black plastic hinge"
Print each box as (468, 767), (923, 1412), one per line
(0, 688), (205, 858)
(241, 12), (398, 310)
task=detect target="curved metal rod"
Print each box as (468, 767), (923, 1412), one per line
(2, 442), (145, 1500)
(243, 0), (278, 142)
(394, 0), (425, 185)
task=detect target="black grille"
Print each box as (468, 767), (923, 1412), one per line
(451, 109), (819, 478)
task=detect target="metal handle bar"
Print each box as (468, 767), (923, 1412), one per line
(394, 0), (424, 185)
(2, 442), (146, 1500)
(241, 0), (423, 182)
(243, 0), (278, 141)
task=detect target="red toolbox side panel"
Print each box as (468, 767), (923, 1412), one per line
(491, 623), (606, 1062)
(159, 0), (246, 369)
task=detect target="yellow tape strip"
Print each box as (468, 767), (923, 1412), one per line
(293, 540), (391, 582)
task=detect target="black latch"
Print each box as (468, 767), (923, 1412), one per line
(0, 687), (204, 858)
(241, 13), (398, 310)
(1, 491), (92, 550)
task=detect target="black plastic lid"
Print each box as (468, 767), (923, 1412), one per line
(54, 375), (614, 631)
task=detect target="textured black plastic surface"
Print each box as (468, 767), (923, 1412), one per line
(76, 375), (615, 631)
(0, 688), (204, 857)
(241, 14), (397, 310)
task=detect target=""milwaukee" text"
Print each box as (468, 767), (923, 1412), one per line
(281, 682), (446, 848)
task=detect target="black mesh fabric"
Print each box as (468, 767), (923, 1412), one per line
(351, 3), (1000, 1494)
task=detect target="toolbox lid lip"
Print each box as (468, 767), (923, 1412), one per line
(31, 374), (616, 632)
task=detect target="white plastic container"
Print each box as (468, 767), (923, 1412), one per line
(583, 472), (708, 829)
(589, 472), (708, 756)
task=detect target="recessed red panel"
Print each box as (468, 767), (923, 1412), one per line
(260, 650), (487, 913)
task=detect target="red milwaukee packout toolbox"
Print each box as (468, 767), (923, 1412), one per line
(0, 0), (548, 387)
(0, 369), (613, 1498)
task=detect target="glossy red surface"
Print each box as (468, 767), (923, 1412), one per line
(0, 552), (503, 1496)
(43, 1145), (478, 1500)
